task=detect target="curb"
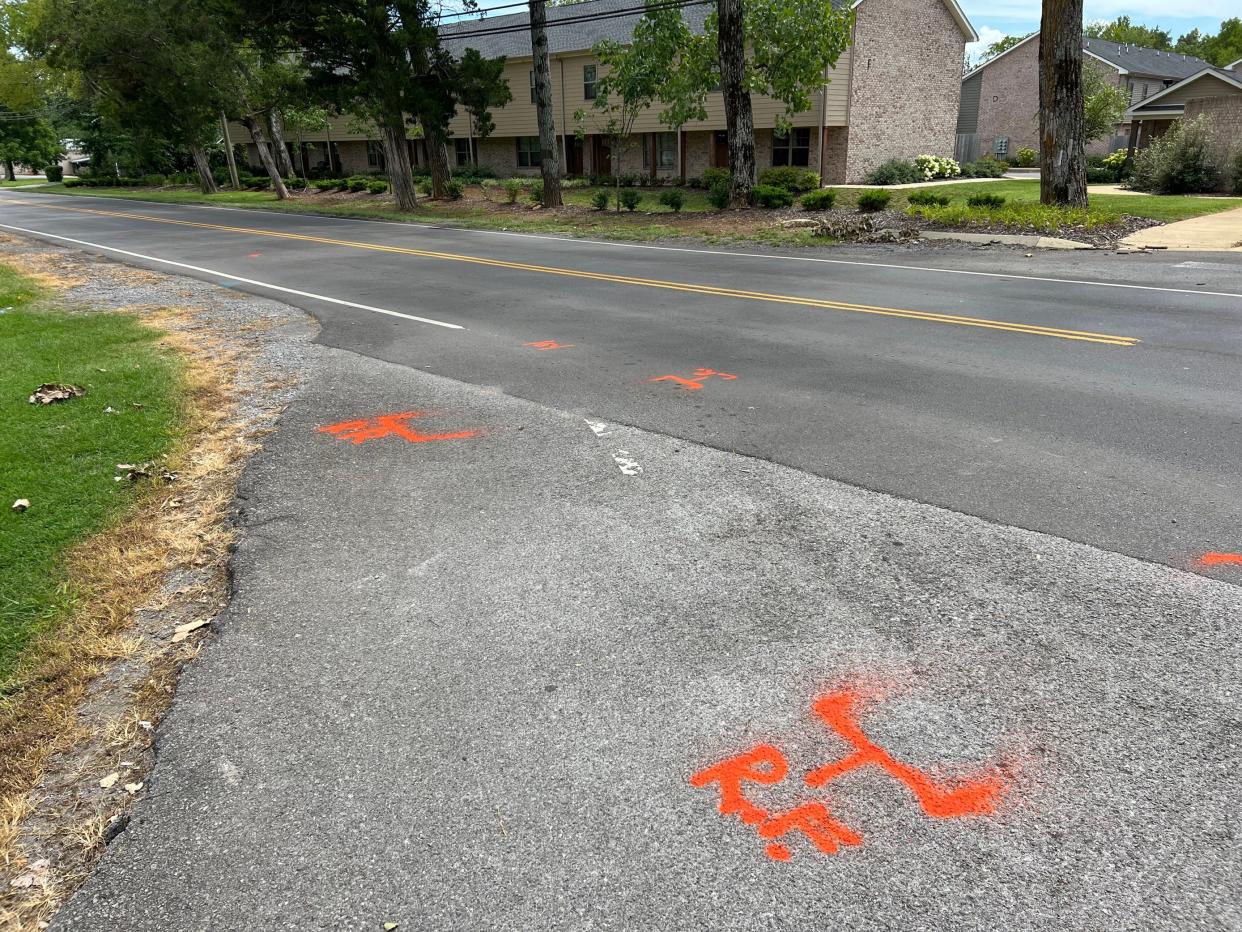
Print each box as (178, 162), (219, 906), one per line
(918, 230), (1095, 250)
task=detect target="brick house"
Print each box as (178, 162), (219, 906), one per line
(241, 0), (975, 185)
(957, 36), (1216, 160)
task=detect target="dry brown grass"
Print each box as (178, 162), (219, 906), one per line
(0, 295), (270, 931)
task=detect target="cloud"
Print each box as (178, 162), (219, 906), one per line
(966, 25), (1013, 66)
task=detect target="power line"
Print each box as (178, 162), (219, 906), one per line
(439, 0), (710, 40)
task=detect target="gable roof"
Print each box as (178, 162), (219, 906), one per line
(964, 33), (1213, 82)
(1124, 67), (1242, 119)
(442, 0), (975, 60)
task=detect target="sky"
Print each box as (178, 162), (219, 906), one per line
(960, 2), (1229, 61)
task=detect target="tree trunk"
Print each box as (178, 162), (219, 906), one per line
(189, 143), (219, 194)
(529, 0), (562, 207)
(380, 122), (418, 212)
(425, 129), (452, 198)
(717, 0), (756, 206)
(3, 160), (14, 182)
(266, 110), (295, 178)
(1039, 0), (1087, 207)
(241, 116), (291, 200)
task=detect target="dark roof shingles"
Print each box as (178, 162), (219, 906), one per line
(1083, 37), (1212, 80)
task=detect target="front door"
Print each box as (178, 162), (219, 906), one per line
(591, 135), (612, 177)
(712, 131), (729, 168)
(566, 135), (584, 176)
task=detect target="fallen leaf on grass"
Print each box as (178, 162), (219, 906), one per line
(171, 618), (211, 642)
(28, 383), (85, 405)
(12, 498), (29, 512)
(9, 859), (50, 889)
(99, 772), (120, 789)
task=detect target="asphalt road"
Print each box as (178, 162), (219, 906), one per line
(1, 190), (1241, 581)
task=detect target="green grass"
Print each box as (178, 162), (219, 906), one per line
(907, 202), (1117, 234)
(0, 178), (48, 187)
(0, 265), (184, 683)
(896, 179), (1242, 222)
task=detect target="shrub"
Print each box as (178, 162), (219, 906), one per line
(914, 154), (960, 180)
(62, 176), (82, 187)
(1130, 117), (1220, 194)
(864, 159), (922, 186)
(445, 179), (464, 199)
(658, 189), (684, 212)
(800, 188), (837, 211)
(758, 167), (820, 193)
(1231, 146), (1242, 196)
(618, 173), (642, 188)
(311, 179), (337, 191)
(619, 188), (641, 211)
(45, 165), (63, 183)
(966, 192), (1006, 208)
(707, 182), (731, 209)
(856, 189), (891, 212)
(754, 184), (795, 208)
(591, 190), (610, 210)
(702, 167), (730, 189)
(961, 156), (1008, 178)
(367, 180), (388, 194)
(1014, 147), (1037, 167)
(528, 179), (544, 203)
(417, 179), (433, 196)
(504, 178), (522, 203)
(348, 178), (369, 192)
(245, 175), (271, 189)
(907, 190), (950, 207)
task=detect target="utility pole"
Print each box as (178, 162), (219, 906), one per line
(529, 0), (562, 207)
(1038, 0), (1087, 206)
(220, 112), (241, 190)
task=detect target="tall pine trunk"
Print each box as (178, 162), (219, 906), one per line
(529, 0), (562, 207)
(266, 110), (295, 178)
(380, 122), (418, 211)
(422, 129), (451, 198)
(1039, 0), (1087, 207)
(190, 143), (219, 194)
(3, 160), (14, 182)
(717, 0), (756, 206)
(241, 116), (291, 200)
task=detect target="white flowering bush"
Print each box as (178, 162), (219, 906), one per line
(914, 154), (961, 180)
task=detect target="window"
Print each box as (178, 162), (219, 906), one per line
(656, 132), (675, 168)
(366, 140), (385, 169)
(583, 64), (597, 100)
(994, 136), (1009, 156)
(771, 127), (810, 167)
(454, 138), (475, 167)
(530, 70), (536, 104)
(517, 136), (542, 168)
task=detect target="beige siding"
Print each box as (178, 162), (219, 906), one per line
(1139, 73), (1242, 108)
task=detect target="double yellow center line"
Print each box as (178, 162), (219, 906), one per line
(12, 199), (1140, 346)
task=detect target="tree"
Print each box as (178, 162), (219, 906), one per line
(1084, 16), (1171, 50)
(979, 33), (1029, 63)
(283, 104), (330, 177)
(1176, 18), (1242, 67)
(1039, 0), (1086, 207)
(456, 49), (511, 165)
(0, 112), (62, 179)
(529, 0), (561, 207)
(609, 0), (852, 205)
(1082, 66), (1126, 143)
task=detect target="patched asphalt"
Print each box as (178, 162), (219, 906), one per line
(53, 327), (1242, 931)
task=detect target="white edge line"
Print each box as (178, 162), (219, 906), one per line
(5, 189), (1242, 302)
(0, 221), (464, 330)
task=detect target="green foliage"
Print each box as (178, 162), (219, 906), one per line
(456, 49), (512, 144)
(366, 180), (388, 194)
(799, 188), (836, 210)
(658, 189), (684, 211)
(914, 154), (960, 179)
(529, 179), (544, 203)
(966, 192), (1006, 208)
(1083, 67), (1128, 143)
(62, 176), (82, 187)
(311, 178), (337, 191)
(445, 179), (464, 199)
(1172, 19), (1241, 68)
(45, 165), (63, 182)
(864, 159), (921, 186)
(907, 201), (1122, 232)
(619, 188), (641, 211)
(348, 178), (368, 192)
(504, 178), (522, 204)
(856, 189), (891, 212)
(960, 157), (1008, 178)
(707, 182), (731, 209)
(141, 173), (166, 186)
(753, 184), (794, 208)
(0, 114), (63, 176)
(591, 190), (610, 210)
(1014, 147), (1037, 167)
(1130, 117), (1221, 194)
(907, 190), (949, 207)
(1231, 147), (1242, 196)
(757, 167), (820, 193)
(702, 167), (730, 189)
(976, 33), (1030, 64)
(1085, 16), (1171, 50)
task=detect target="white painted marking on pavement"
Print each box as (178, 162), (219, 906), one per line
(585, 419), (610, 436)
(612, 450), (643, 477)
(1175, 260), (1241, 271)
(4, 190), (1240, 301)
(0, 220), (465, 330)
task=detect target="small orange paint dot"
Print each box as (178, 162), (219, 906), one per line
(765, 843), (792, 861)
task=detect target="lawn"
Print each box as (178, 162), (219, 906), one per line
(0, 178), (48, 187)
(0, 264), (184, 682)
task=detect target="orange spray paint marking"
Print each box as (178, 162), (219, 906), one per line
(649, 368), (738, 390)
(525, 340), (574, 350)
(688, 744), (787, 825)
(1198, 552), (1242, 568)
(805, 690), (1007, 818)
(247, 251), (262, 258)
(317, 412), (478, 445)
(758, 802), (863, 861)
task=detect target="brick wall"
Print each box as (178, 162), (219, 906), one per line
(1184, 95), (1242, 191)
(844, 0), (967, 181)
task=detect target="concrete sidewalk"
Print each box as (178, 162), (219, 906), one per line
(1123, 204), (1242, 251)
(52, 291), (1242, 930)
